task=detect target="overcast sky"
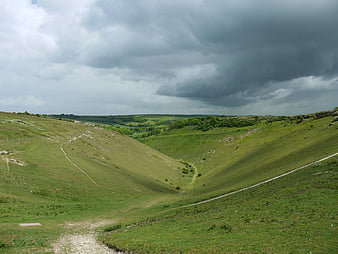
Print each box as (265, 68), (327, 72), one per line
(0, 0), (337, 115)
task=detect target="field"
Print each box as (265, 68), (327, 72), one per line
(0, 110), (337, 253)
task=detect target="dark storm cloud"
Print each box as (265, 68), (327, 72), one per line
(79, 0), (338, 107)
(1, 0), (337, 115)
(81, 0), (203, 73)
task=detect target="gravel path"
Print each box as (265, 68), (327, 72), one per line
(54, 233), (120, 254)
(53, 220), (126, 254)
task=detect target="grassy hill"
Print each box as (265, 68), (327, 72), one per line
(0, 110), (337, 253)
(140, 112), (338, 198)
(0, 112), (184, 252)
(101, 159), (338, 253)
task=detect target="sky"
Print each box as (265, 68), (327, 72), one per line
(0, 0), (337, 115)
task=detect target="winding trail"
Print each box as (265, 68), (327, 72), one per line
(60, 134), (98, 185)
(180, 152), (338, 208)
(188, 163), (198, 190)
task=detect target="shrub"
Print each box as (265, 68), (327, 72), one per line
(104, 224), (122, 232)
(219, 223), (232, 232)
(0, 241), (7, 249)
(0, 197), (12, 203)
(207, 224), (216, 231)
(182, 168), (189, 174)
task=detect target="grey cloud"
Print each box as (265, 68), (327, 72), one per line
(76, 0), (338, 107)
(1, 0), (337, 116)
(80, 0), (202, 70)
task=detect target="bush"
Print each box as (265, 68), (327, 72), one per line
(219, 223), (232, 232)
(104, 224), (122, 232)
(182, 168), (189, 174)
(207, 224), (216, 231)
(0, 241), (7, 249)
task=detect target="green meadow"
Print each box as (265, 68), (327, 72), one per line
(0, 110), (337, 253)
(101, 159), (337, 253)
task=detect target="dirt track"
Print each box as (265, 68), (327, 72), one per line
(180, 152), (338, 208)
(189, 163), (199, 189)
(60, 133), (98, 185)
(54, 233), (117, 254)
(53, 220), (125, 254)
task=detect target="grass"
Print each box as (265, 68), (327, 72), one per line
(0, 110), (337, 253)
(101, 159), (338, 253)
(0, 112), (184, 253)
(140, 116), (338, 197)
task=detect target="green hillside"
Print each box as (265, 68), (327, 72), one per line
(0, 110), (337, 253)
(140, 113), (338, 197)
(0, 112), (184, 252)
(102, 159), (338, 253)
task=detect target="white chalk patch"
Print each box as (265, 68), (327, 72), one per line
(9, 158), (25, 166)
(19, 223), (42, 227)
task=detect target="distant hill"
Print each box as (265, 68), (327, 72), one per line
(139, 109), (338, 196)
(49, 114), (209, 140)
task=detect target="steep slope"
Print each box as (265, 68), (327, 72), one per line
(0, 112), (183, 252)
(1, 111), (337, 253)
(141, 114), (338, 196)
(102, 159), (338, 253)
(0, 111), (184, 206)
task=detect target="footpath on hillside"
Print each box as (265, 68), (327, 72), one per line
(60, 133), (98, 185)
(179, 152), (338, 208)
